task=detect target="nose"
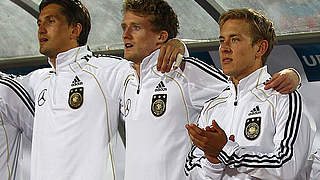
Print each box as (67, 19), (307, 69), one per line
(38, 23), (46, 35)
(122, 27), (131, 40)
(219, 40), (231, 53)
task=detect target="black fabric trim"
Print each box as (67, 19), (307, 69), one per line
(221, 91), (302, 168)
(183, 57), (228, 83)
(204, 86), (230, 104)
(184, 145), (204, 176)
(81, 54), (124, 61)
(0, 77), (35, 116)
(92, 53), (124, 60)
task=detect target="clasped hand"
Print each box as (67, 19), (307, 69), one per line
(186, 120), (228, 163)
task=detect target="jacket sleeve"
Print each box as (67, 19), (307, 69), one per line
(309, 149), (320, 180)
(16, 69), (48, 102)
(0, 74), (35, 141)
(184, 58), (228, 112)
(185, 144), (226, 180)
(184, 109), (226, 180)
(217, 91), (314, 179)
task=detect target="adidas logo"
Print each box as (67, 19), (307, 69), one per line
(71, 76), (83, 87)
(248, 105), (261, 116)
(155, 81), (167, 92)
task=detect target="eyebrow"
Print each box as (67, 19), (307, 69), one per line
(37, 15), (56, 23)
(123, 22), (140, 25)
(219, 33), (240, 39)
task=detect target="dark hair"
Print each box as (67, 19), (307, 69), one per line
(219, 9), (276, 65)
(39, 0), (91, 46)
(123, 0), (179, 41)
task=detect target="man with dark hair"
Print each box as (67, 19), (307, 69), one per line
(185, 8), (314, 179)
(22, 0), (132, 179)
(120, 1), (301, 180)
(18, 0), (176, 179)
(39, 0), (91, 46)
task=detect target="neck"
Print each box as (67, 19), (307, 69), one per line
(50, 57), (57, 68)
(133, 63), (141, 77)
(231, 61), (263, 87)
(231, 77), (239, 87)
(130, 47), (162, 77)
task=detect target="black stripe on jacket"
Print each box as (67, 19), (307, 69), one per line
(183, 57), (228, 83)
(218, 91), (302, 168)
(0, 77), (35, 116)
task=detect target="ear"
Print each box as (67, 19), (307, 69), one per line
(70, 23), (82, 42)
(157, 30), (168, 44)
(255, 40), (268, 58)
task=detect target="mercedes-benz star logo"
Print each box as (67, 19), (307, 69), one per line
(38, 89), (47, 106)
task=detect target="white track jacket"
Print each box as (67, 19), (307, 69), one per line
(121, 50), (228, 180)
(19, 46), (132, 180)
(0, 73), (34, 180)
(185, 66), (315, 179)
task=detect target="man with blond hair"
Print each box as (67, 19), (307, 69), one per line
(185, 8), (314, 179)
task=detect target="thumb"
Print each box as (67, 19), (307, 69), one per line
(211, 120), (224, 134)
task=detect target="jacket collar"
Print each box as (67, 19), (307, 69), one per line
(229, 66), (271, 92)
(140, 49), (160, 76)
(48, 45), (92, 74)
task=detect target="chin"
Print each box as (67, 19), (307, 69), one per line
(124, 52), (131, 59)
(222, 69), (232, 76)
(39, 49), (47, 56)
(124, 55), (131, 61)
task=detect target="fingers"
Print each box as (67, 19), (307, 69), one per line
(166, 49), (180, 72)
(186, 124), (207, 151)
(275, 85), (294, 94)
(157, 46), (166, 71)
(205, 125), (217, 132)
(186, 124), (206, 140)
(160, 45), (173, 73)
(265, 73), (296, 94)
(157, 45), (177, 73)
(157, 41), (184, 73)
(264, 73), (281, 90)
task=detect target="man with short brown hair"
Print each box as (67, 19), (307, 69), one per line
(185, 8), (314, 179)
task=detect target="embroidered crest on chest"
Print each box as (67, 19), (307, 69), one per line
(244, 106), (262, 140)
(68, 87), (84, 109)
(69, 76), (84, 109)
(151, 94), (167, 117)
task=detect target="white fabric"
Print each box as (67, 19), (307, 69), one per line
(121, 49), (228, 180)
(0, 73), (34, 180)
(211, 45), (320, 176)
(185, 66), (315, 179)
(19, 46), (132, 180)
(306, 148), (320, 180)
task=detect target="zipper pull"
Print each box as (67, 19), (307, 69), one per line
(137, 86), (140, 94)
(234, 101), (238, 106)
